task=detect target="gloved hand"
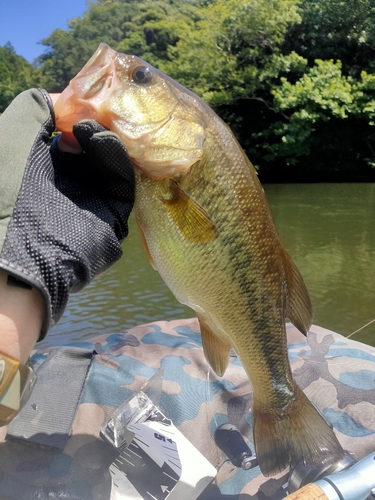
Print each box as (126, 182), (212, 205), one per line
(0, 88), (135, 339)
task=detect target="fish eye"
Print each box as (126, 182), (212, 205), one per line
(131, 65), (153, 85)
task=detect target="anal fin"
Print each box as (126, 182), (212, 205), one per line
(197, 313), (231, 377)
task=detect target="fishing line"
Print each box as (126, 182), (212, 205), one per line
(204, 368), (226, 472)
(346, 317), (375, 339)
(205, 368), (219, 429)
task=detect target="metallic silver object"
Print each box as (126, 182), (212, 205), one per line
(315, 452), (375, 500)
(288, 450), (356, 493)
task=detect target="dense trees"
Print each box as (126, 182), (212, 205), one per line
(0, 43), (44, 112)
(1, 0), (375, 181)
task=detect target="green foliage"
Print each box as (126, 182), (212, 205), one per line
(262, 60), (356, 162)
(37, 0), (138, 90)
(285, 0), (375, 76)
(0, 43), (45, 113)
(37, 0), (199, 90)
(356, 71), (375, 123)
(2, 0), (375, 179)
(117, 0), (197, 64)
(253, 59), (375, 175)
(161, 0), (301, 104)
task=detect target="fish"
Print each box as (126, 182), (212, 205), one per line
(54, 43), (345, 476)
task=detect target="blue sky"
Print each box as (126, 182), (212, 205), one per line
(0, 0), (88, 63)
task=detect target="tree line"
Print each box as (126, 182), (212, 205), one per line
(1, 0), (375, 181)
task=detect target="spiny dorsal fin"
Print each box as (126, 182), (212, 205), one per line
(162, 180), (218, 243)
(283, 249), (313, 335)
(197, 313), (231, 376)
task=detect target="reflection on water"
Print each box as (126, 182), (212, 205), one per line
(41, 183), (375, 349)
(266, 183), (375, 346)
(44, 215), (191, 348)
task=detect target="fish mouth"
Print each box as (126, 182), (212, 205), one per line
(54, 44), (120, 132)
(55, 43), (173, 140)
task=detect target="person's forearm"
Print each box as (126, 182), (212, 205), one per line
(0, 270), (43, 363)
(0, 93), (75, 365)
(0, 94), (85, 366)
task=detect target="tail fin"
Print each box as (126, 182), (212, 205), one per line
(253, 386), (345, 476)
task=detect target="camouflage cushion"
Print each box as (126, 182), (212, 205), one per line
(0, 319), (374, 499)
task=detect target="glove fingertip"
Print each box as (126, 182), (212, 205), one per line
(91, 132), (129, 159)
(73, 120), (107, 149)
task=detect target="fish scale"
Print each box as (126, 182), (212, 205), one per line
(54, 42), (345, 476)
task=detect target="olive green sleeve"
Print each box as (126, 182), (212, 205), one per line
(0, 89), (53, 249)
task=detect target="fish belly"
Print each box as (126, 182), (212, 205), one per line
(134, 165), (290, 395)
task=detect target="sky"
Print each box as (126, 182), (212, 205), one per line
(0, 0), (89, 63)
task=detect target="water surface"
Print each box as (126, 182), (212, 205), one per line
(41, 183), (375, 349)
(266, 183), (375, 346)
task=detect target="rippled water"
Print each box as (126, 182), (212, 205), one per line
(40, 183), (375, 349)
(43, 214), (191, 348)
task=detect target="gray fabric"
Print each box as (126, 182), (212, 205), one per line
(7, 346), (94, 449)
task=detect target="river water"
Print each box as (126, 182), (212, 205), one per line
(41, 183), (375, 349)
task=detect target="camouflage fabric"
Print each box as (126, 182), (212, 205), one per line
(0, 319), (374, 499)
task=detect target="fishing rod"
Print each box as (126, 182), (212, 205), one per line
(285, 452), (375, 500)
(214, 423), (375, 499)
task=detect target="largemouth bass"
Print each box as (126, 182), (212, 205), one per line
(54, 43), (344, 475)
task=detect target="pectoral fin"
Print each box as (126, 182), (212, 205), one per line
(162, 180), (218, 243)
(283, 249), (313, 335)
(197, 314), (231, 376)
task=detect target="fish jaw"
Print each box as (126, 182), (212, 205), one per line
(54, 43), (205, 179)
(54, 44), (117, 133)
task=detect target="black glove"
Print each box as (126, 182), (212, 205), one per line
(0, 89), (135, 339)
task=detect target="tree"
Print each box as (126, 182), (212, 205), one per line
(38, 0), (139, 91)
(162, 0), (301, 103)
(255, 59), (375, 179)
(116, 0), (198, 66)
(0, 43), (44, 113)
(285, 0), (375, 76)
(17, 0), (375, 179)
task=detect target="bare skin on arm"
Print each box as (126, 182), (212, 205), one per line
(0, 270), (43, 363)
